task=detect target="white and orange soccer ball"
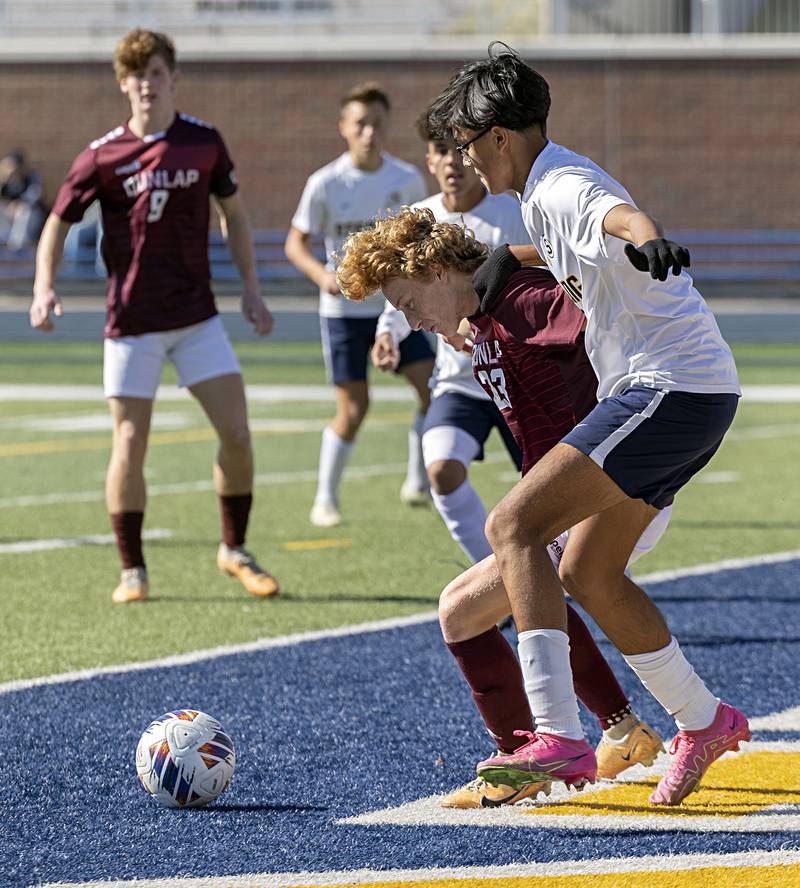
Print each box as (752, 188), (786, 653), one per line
(135, 709), (236, 808)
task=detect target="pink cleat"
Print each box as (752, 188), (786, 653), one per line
(477, 730), (597, 791)
(650, 702), (751, 806)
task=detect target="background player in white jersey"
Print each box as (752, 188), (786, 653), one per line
(427, 44), (749, 806)
(285, 83), (435, 528)
(372, 111), (530, 563)
(29, 29), (279, 604)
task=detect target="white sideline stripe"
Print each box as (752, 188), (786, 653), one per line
(342, 741), (800, 834)
(0, 411), (194, 432)
(2, 549), (798, 696)
(750, 704), (800, 731)
(0, 611), (439, 695)
(1, 382), (799, 402)
(630, 548), (800, 584)
(32, 849), (800, 888)
(0, 528), (172, 554)
(0, 383), (415, 403)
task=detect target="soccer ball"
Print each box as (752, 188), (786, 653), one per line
(135, 709), (236, 808)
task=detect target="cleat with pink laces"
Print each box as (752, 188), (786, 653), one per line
(650, 702), (751, 806)
(477, 730), (597, 791)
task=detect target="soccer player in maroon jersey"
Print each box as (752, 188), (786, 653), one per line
(336, 207), (668, 807)
(29, 29), (279, 604)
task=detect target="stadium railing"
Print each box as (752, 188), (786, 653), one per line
(2, 229), (800, 293)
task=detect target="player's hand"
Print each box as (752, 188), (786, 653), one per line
(322, 271), (341, 296)
(242, 293), (274, 336)
(371, 332), (400, 371)
(624, 239), (690, 281)
(29, 282), (63, 331)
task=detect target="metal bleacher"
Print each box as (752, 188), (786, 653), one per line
(1, 228), (799, 295)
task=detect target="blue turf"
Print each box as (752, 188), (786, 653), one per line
(3, 560), (799, 887)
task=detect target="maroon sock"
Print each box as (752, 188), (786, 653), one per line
(219, 493), (252, 548)
(110, 511), (145, 570)
(446, 626), (534, 753)
(566, 602), (632, 730)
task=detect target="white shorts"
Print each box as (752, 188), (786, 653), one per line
(103, 315), (241, 399)
(547, 504), (673, 570)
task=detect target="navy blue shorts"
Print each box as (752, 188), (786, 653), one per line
(320, 316), (434, 385)
(562, 385), (739, 508)
(423, 390), (523, 470)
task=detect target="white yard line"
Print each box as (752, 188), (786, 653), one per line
(0, 383), (413, 403)
(2, 550), (798, 695)
(1, 382), (799, 402)
(0, 528), (172, 554)
(32, 849), (800, 888)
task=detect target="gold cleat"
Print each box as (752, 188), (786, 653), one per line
(217, 543), (280, 598)
(440, 777), (551, 809)
(595, 720), (665, 780)
(111, 567), (149, 604)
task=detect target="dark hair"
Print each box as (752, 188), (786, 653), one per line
(415, 107), (441, 143)
(340, 81), (391, 113)
(427, 42), (550, 137)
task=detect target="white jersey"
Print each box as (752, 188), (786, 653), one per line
(520, 141), (740, 399)
(376, 190), (532, 400)
(292, 152), (427, 318)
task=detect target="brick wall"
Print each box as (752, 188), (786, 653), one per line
(2, 56), (798, 231)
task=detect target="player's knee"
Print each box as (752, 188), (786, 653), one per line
(484, 501), (526, 551)
(438, 574), (474, 642)
(219, 423), (251, 456)
(558, 552), (619, 604)
(112, 419), (147, 464)
(427, 459), (466, 496)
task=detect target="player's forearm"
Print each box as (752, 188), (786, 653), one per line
(34, 214), (68, 289)
(284, 234), (329, 289)
(603, 204), (663, 246)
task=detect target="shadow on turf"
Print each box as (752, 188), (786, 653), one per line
(672, 520), (800, 530)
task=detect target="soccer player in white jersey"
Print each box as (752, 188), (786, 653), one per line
(372, 111), (529, 563)
(285, 83), (435, 528)
(427, 44), (749, 805)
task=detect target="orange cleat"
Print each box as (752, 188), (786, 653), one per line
(217, 543), (279, 598)
(111, 567), (149, 604)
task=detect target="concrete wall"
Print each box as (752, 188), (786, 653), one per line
(2, 56), (798, 231)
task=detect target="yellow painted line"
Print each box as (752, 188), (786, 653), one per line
(519, 750), (800, 819)
(284, 864), (800, 887)
(0, 415), (414, 458)
(282, 538), (352, 552)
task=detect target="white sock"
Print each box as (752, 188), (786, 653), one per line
(517, 629), (584, 740)
(431, 479), (491, 563)
(623, 637), (719, 731)
(404, 412), (428, 491)
(314, 427), (353, 506)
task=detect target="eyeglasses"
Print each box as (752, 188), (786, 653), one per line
(455, 126), (493, 166)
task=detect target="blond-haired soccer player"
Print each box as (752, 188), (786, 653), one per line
(423, 44), (749, 806)
(30, 29), (279, 604)
(372, 111), (529, 564)
(285, 83), (435, 528)
(339, 207), (668, 808)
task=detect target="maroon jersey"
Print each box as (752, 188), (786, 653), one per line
(470, 267), (597, 475)
(52, 113), (237, 337)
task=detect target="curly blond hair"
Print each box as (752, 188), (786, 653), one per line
(336, 206), (489, 302)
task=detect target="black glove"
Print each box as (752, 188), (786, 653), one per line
(624, 239), (690, 282)
(472, 244), (522, 314)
